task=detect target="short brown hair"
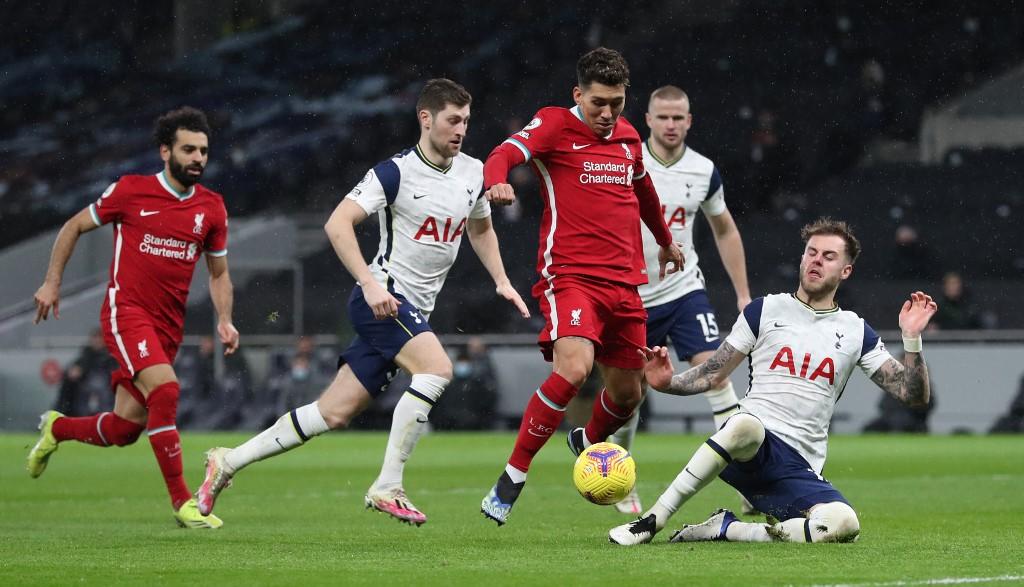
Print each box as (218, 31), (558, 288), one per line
(416, 78), (472, 117)
(577, 47), (630, 88)
(153, 106), (211, 147)
(648, 85), (689, 111)
(801, 218), (862, 263)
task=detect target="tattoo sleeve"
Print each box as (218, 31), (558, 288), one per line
(869, 353), (930, 408)
(666, 342), (740, 396)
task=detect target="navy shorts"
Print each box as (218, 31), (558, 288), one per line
(646, 289), (721, 361)
(717, 426), (850, 521)
(337, 286), (432, 397)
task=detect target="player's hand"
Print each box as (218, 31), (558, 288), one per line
(636, 346), (675, 392)
(736, 295), (752, 313)
(218, 321), (240, 355)
(658, 242), (684, 279)
(898, 291), (938, 338)
(33, 281), (61, 324)
(485, 183), (516, 206)
(363, 281), (401, 320)
(495, 280), (531, 319)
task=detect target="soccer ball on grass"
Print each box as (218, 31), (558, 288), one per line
(572, 442), (636, 505)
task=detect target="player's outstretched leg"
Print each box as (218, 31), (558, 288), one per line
(609, 413), (764, 546)
(28, 409), (146, 478)
(701, 382), (758, 515)
(608, 406), (643, 514)
(668, 502), (859, 543)
(365, 374), (448, 526)
(196, 402), (330, 515)
(482, 372), (578, 525)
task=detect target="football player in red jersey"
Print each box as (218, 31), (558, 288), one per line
(28, 107), (238, 528)
(480, 47), (684, 525)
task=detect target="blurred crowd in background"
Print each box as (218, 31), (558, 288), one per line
(5, 1), (1024, 431)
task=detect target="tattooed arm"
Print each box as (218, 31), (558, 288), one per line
(870, 354), (930, 408)
(869, 291), (937, 408)
(641, 342), (746, 396)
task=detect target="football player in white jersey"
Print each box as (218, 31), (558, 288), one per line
(604, 86), (751, 514)
(610, 218), (937, 545)
(195, 79), (529, 525)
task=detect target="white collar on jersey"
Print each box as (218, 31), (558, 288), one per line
(156, 171), (196, 200)
(571, 105), (614, 140)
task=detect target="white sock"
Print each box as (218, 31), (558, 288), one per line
(608, 395), (642, 451)
(225, 402), (329, 472)
(769, 518), (811, 542)
(373, 374), (448, 490)
(645, 442), (729, 530)
(505, 463), (527, 484)
(704, 382), (741, 430)
(724, 521), (772, 542)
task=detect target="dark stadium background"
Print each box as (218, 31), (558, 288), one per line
(2, 0), (1023, 434)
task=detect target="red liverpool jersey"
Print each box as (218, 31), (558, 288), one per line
(89, 172), (228, 337)
(491, 106), (652, 286)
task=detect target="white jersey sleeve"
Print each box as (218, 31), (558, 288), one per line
(858, 321), (893, 377)
(469, 184), (491, 220)
(724, 296), (762, 354)
(344, 165), (393, 216)
(699, 167), (727, 217)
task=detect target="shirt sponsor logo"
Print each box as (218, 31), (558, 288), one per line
(139, 233), (198, 261)
(579, 160), (634, 186)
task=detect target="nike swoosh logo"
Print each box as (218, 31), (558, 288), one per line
(571, 143), (591, 150)
(140, 210), (160, 216)
(274, 437), (286, 450)
(415, 417), (428, 424)
(413, 194), (428, 200)
(774, 322), (786, 328)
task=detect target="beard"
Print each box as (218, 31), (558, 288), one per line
(169, 157), (203, 187)
(799, 270), (841, 296)
(430, 135), (459, 160)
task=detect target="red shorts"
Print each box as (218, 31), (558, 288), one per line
(100, 298), (181, 403)
(532, 275), (647, 370)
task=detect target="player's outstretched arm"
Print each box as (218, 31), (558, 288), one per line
(206, 255), (239, 355)
(639, 342), (745, 396)
(707, 210), (751, 311)
(33, 207), (102, 324)
(325, 199), (399, 319)
(466, 216), (530, 318)
(870, 291), (937, 407)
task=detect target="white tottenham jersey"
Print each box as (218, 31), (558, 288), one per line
(637, 142), (727, 307)
(344, 145), (489, 315)
(725, 293), (893, 473)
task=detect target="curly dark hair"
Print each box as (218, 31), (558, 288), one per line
(801, 218), (862, 263)
(577, 47), (630, 88)
(153, 106), (211, 147)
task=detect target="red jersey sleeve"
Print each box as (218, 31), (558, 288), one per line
(88, 180), (130, 226)
(483, 108), (562, 188)
(204, 201), (229, 257)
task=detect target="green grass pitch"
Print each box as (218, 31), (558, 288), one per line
(2, 432), (1023, 586)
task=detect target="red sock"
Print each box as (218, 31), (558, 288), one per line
(584, 389), (634, 445)
(52, 412), (144, 446)
(508, 373), (578, 473)
(145, 382), (191, 510)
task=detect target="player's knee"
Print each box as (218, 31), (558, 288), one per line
(410, 373), (449, 405)
(713, 413), (765, 461)
(319, 405), (353, 429)
(554, 363), (591, 389)
(429, 357), (453, 382)
(810, 502), (860, 543)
